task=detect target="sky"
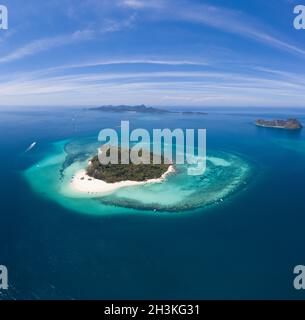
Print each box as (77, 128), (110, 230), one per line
(0, 0), (305, 107)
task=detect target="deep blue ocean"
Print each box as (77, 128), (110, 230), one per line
(0, 106), (305, 300)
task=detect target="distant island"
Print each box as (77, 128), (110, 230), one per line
(180, 111), (207, 115)
(87, 146), (172, 183)
(89, 104), (207, 115)
(255, 118), (303, 130)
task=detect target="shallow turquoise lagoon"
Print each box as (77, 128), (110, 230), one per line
(24, 138), (252, 215)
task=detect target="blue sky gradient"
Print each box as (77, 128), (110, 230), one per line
(0, 0), (305, 107)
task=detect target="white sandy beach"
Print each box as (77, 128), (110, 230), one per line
(70, 165), (175, 196)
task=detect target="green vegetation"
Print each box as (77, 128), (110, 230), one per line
(87, 147), (171, 183)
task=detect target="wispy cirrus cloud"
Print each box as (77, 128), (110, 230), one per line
(0, 30), (94, 64)
(191, 5), (305, 56)
(2, 0), (304, 66)
(119, 0), (165, 9)
(177, 4), (305, 56)
(1, 66), (305, 107)
(0, 13), (136, 64)
(45, 58), (209, 72)
(1, 0), (304, 107)
(122, 0), (305, 57)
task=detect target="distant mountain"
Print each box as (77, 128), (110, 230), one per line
(90, 105), (170, 114)
(89, 104), (207, 115)
(180, 111), (207, 115)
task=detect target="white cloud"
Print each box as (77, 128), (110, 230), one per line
(47, 58), (209, 71)
(0, 30), (94, 64)
(121, 0), (146, 9)
(0, 13), (136, 64)
(178, 3), (305, 56)
(1, 67), (305, 107)
(120, 0), (305, 57)
(119, 0), (165, 9)
(2, 1), (304, 66)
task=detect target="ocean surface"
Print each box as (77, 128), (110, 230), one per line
(0, 106), (305, 300)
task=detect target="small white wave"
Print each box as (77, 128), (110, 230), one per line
(207, 156), (231, 167)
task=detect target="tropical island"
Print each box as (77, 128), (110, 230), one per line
(70, 146), (175, 196)
(87, 147), (172, 183)
(89, 104), (207, 115)
(255, 118), (303, 130)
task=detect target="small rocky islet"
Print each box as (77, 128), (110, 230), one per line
(255, 118), (303, 130)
